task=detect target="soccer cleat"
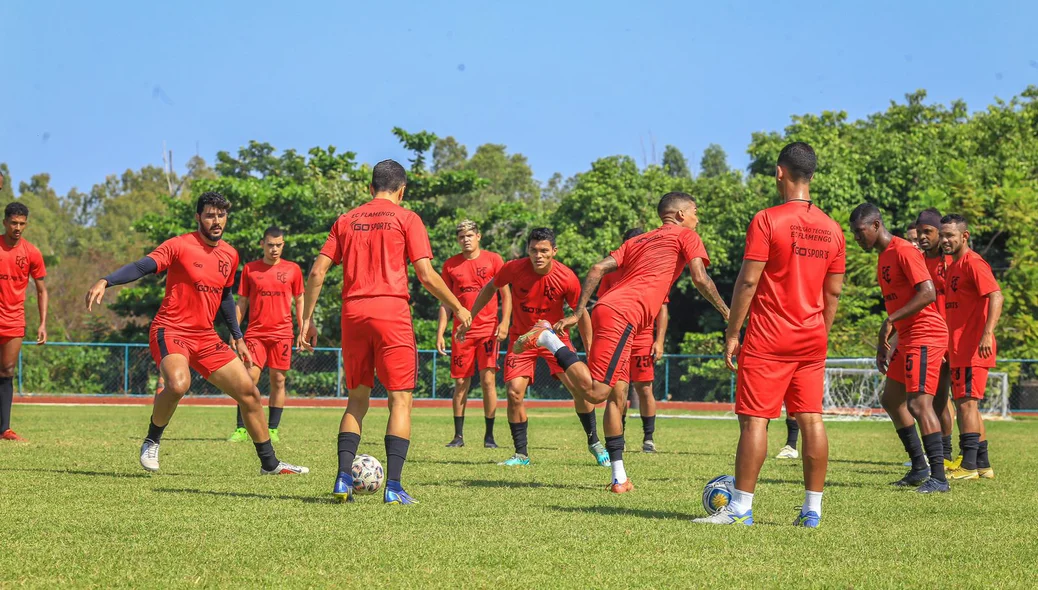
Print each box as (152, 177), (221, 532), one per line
(483, 438), (498, 449)
(916, 478), (951, 494)
(608, 479), (634, 494)
(693, 505), (754, 526)
(902, 456), (931, 468)
(498, 453), (530, 466)
(140, 440), (160, 472)
(228, 427), (249, 442)
(978, 467), (995, 479)
(512, 320), (553, 354)
(642, 440), (657, 454)
(776, 445), (799, 460)
(589, 441), (611, 467)
(793, 509), (821, 528)
(1, 429), (27, 442)
(268, 428), (280, 443)
(948, 455), (963, 470)
(445, 436), (465, 448)
(384, 487), (419, 505)
(260, 461), (310, 475)
(332, 471), (355, 503)
(943, 458), (956, 470)
(947, 467), (980, 481)
(891, 468), (930, 487)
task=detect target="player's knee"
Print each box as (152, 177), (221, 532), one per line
(506, 386), (524, 406)
(387, 391), (413, 412)
(162, 373), (191, 397)
(269, 371), (287, 388)
(0, 363), (16, 378)
(238, 386), (262, 410)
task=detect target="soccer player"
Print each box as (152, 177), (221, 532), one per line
(298, 160), (471, 505)
(905, 223), (920, 249)
(435, 220), (509, 449)
(940, 214), (1002, 480)
(543, 192), (729, 493)
(914, 209), (956, 465)
(775, 412), (800, 460)
(0, 200), (49, 442)
(226, 226), (305, 444)
(694, 141), (844, 526)
(458, 228), (608, 467)
(849, 202), (949, 494)
(597, 228), (669, 453)
(86, 191), (308, 475)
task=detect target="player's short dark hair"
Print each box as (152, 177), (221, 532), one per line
(262, 226), (284, 240)
(623, 228), (645, 242)
(657, 192), (696, 218)
(527, 227), (556, 248)
(940, 214), (968, 230)
(907, 223), (917, 231)
(196, 191), (231, 214)
(916, 208), (942, 229)
(371, 159), (408, 193)
(777, 141), (817, 182)
(4, 202), (29, 219)
(849, 202), (883, 225)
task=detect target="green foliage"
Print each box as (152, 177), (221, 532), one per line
(699, 144), (730, 178)
(662, 145), (691, 178)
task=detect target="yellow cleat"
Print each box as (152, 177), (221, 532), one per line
(948, 455), (963, 470)
(943, 459), (956, 470)
(978, 467), (995, 479)
(947, 467), (979, 481)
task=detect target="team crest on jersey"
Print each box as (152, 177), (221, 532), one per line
(950, 276), (959, 292)
(506, 355), (518, 369)
(881, 266), (891, 284)
(476, 266), (488, 279)
(454, 356), (463, 368)
(543, 284), (559, 301)
(15, 256), (27, 270)
(218, 260), (231, 277)
(276, 271), (288, 284)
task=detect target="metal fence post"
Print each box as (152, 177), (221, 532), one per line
(431, 350), (438, 399)
(664, 355), (670, 400)
(123, 345), (130, 394)
(17, 347), (23, 394)
(729, 371), (735, 403)
(336, 349), (343, 397)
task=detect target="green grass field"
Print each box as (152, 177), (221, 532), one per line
(1, 405), (1036, 589)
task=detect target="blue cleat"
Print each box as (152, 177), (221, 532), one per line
(384, 484), (419, 505)
(692, 505), (754, 526)
(498, 453), (530, 466)
(891, 467), (930, 487)
(332, 471), (354, 503)
(916, 478), (951, 494)
(793, 509), (821, 528)
(589, 442), (611, 467)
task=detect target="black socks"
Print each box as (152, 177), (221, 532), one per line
(268, 407), (283, 429)
(922, 432), (946, 482)
(453, 416), (464, 438)
(896, 425), (927, 471)
(385, 435), (410, 482)
(642, 415), (656, 441)
(146, 418), (166, 444)
(577, 411), (599, 446)
(337, 432), (361, 473)
(255, 440), (279, 471)
(509, 421), (529, 456)
(605, 435), (625, 463)
(785, 417), (799, 448)
(0, 376), (13, 432)
(959, 432), (981, 470)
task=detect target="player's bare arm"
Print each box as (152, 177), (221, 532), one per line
(723, 260), (766, 371)
(878, 279), (936, 356)
(576, 308), (593, 353)
(413, 258), (471, 329)
(652, 303), (669, 361)
(689, 257), (730, 323)
(456, 281), (498, 341)
(298, 254), (333, 352)
(436, 304), (450, 355)
(496, 285), (512, 341)
(979, 290), (1004, 359)
(554, 255), (617, 333)
(293, 292), (313, 348)
(822, 273), (844, 334)
(34, 276), (48, 345)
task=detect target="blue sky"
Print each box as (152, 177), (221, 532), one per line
(2, 0), (1036, 195)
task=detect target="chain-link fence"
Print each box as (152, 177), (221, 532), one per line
(15, 343), (1038, 412)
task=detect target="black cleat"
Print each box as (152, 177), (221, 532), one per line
(483, 438), (498, 449)
(445, 436), (465, 448)
(891, 467), (930, 487)
(916, 478), (951, 494)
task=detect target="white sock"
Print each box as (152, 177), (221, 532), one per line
(804, 490), (823, 516)
(611, 459), (627, 484)
(730, 488), (754, 514)
(537, 328), (565, 353)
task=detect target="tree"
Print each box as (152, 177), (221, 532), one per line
(662, 145), (691, 178)
(699, 144), (729, 178)
(432, 137), (468, 172)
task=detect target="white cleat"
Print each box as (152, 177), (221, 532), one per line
(692, 505), (754, 526)
(775, 445), (799, 460)
(140, 440), (160, 472)
(260, 461), (310, 475)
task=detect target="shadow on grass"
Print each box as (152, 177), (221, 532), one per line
(546, 504), (784, 526)
(154, 487), (336, 504)
(758, 477), (871, 489)
(828, 458), (902, 467)
(430, 479), (600, 491)
(0, 467), (159, 479)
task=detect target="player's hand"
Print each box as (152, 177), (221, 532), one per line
(979, 331), (995, 359)
(553, 315), (578, 334)
(875, 346), (890, 374)
(297, 321), (318, 353)
(455, 323), (469, 342)
(496, 323), (509, 343)
(454, 308), (473, 330)
(36, 325), (47, 345)
(233, 338), (253, 368)
(436, 334), (447, 356)
(723, 334), (740, 372)
(651, 340), (664, 363)
(85, 279), (108, 311)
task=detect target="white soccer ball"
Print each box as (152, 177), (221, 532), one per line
(702, 475), (735, 515)
(351, 454), (385, 495)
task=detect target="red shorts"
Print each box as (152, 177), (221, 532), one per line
(951, 366), (989, 400)
(341, 298), (417, 392)
(628, 328), (655, 384)
(887, 344), (947, 395)
(149, 325), (239, 379)
(735, 354), (825, 419)
(0, 326), (24, 340)
(450, 334), (499, 379)
(588, 305), (637, 388)
(245, 337), (292, 371)
(503, 341), (571, 383)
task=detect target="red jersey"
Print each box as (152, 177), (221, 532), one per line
(319, 198), (433, 301)
(598, 224), (708, 330)
(924, 254), (949, 318)
(945, 249), (1000, 368)
(741, 202), (847, 361)
(442, 250), (504, 339)
(239, 259), (304, 340)
(148, 232), (239, 334)
(493, 258), (580, 340)
(0, 238), (46, 334)
(877, 237), (948, 346)
(597, 271), (670, 311)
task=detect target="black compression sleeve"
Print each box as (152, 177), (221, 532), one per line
(103, 257), (158, 286)
(219, 287), (244, 340)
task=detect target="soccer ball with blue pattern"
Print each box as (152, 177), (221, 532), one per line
(702, 475), (735, 515)
(351, 454), (385, 495)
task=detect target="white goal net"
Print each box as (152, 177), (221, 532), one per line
(823, 359), (1010, 419)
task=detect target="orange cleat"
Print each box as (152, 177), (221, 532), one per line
(512, 320), (553, 354)
(1, 429), (27, 442)
(607, 479), (635, 494)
